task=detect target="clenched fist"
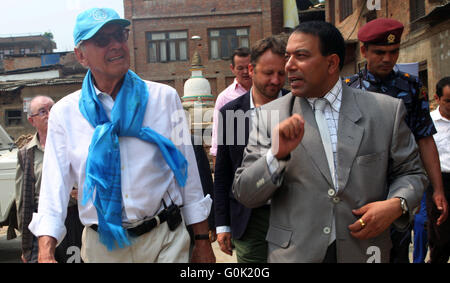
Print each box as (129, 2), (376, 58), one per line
(271, 114), (305, 160)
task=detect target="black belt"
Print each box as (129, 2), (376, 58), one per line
(90, 208), (169, 238)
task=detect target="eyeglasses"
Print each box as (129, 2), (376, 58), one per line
(30, 106), (52, 117)
(90, 28), (130, 48)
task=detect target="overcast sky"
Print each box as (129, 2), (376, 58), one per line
(0, 0), (124, 52)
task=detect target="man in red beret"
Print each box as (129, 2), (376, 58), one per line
(357, 18), (404, 78)
(346, 18), (448, 263)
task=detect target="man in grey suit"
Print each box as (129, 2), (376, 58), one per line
(232, 21), (427, 263)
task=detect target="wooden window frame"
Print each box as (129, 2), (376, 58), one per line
(339, 0), (353, 22)
(208, 27), (250, 60)
(146, 30), (189, 63)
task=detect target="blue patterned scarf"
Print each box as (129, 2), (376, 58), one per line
(79, 70), (188, 250)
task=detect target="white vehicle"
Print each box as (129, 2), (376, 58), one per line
(0, 125), (17, 231)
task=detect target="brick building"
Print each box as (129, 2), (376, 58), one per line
(124, 0), (285, 98)
(326, 0), (450, 102)
(0, 34), (56, 59)
(0, 35), (56, 71)
(0, 31), (86, 137)
(0, 78), (83, 138)
(1, 52), (84, 76)
(0, 36), (85, 137)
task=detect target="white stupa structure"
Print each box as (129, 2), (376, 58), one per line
(182, 49), (215, 135)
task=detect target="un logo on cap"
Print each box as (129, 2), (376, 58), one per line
(92, 9), (108, 21)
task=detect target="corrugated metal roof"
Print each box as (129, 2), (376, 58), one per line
(415, 2), (450, 24)
(0, 35), (51, 43)
(0, 77), (84, 92)
(0, 84), (23, 92)
(0, 64), (61, 75)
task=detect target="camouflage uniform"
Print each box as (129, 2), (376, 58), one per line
(345, 68), (436, 140)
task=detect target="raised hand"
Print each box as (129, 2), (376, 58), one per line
(271, 114), (305, 160)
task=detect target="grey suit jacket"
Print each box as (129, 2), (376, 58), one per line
(232, 84), (427, 263)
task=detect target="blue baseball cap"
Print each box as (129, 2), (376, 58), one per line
(73, 8), (130, 46)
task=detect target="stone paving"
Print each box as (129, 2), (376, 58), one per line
(212, 240), (237, 263)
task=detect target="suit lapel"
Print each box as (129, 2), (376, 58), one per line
(337, 85), (364, 192)
(292, 96), (334, 187)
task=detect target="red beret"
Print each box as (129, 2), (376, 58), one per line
(358, 18), (404, 45)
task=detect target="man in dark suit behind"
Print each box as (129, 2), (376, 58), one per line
(214, 35), (289, 262)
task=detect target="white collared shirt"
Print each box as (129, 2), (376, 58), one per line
(29, 80), (211, 243)
(267, 79), (343, 190)
(306, 79), (343, 191)
(249, 87), (284, 110)
(431, 107), (450, 173)
(265, 79), (343, 245)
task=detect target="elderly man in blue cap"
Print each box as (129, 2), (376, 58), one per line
(28, 7), (215, 263)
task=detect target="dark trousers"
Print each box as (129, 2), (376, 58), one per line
(389, 226), (412, 263)
(232, 205), (270, 263)
(29, 236), (39, 263)
(27, 205), (83, 263)
(426, 172), (450, 263)
(54, 205), (84, 263)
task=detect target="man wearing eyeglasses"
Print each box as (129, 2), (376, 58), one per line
(16, 96), (84, 263)
(28, 8), (214, 263)
(15, 96), (54, 263)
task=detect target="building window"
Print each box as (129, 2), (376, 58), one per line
(209, 28), (249, 60)
(418, 60), (428, 94)
(365, 10), (377, 23)
(5, 109), (22, 126)
(4, 49), (14, 56)
(410, 0), (426, 30)
(329, 0), (336, 25)
(20, 48), (31, 55)
(410, 0), (425, 22)
(146, 31), (188, 63)
(339, 0), (353, 22)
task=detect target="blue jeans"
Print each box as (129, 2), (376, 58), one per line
(413, 193), (428, 263)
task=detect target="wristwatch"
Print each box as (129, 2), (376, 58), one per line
(398, 197), (408, 215)
(194, 230), (216, 243)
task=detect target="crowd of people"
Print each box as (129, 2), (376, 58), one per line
(13, 7), (449, 263)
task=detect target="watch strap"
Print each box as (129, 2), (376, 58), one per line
(194, 234), (210, 240)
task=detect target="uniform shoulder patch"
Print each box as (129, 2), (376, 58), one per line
(344, 74), (360, 87)
(398, 71), (419, 84)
